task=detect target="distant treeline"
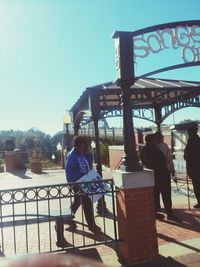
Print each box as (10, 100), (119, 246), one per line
(0, 128), (60, 154)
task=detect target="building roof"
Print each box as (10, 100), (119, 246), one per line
(70, 77), (200, 118)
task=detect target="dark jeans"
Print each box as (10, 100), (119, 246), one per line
(189, 173), (200, 204)
(97, 195), (107, 210)
(154, 170), (172, 215)
(55, 185), (95, 243)
(55, 219), (65, 242)
(71, 185), (95, 228)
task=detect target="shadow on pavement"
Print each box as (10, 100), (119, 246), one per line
(118, 255), (187, 267)
(8, 169), (32, 179)
(160, 208), (200, 233)
(65, 225), (99, 240)
(63, 247), (103, 263)
(8, 169), (51, 179)
(157, 232), (200, 253)
(65, 221), (115, 243)
(96, 210), (115, 220)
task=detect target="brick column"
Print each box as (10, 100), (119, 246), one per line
(113, 170), (159, 265)
(4, 151), (16, 172)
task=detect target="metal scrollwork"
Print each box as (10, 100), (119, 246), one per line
(132, 108), (155, 123)
(161, 97), (200, 122)
(133, 24), (200, 63)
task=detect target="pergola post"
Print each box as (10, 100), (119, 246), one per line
(120, 80), (139, 171)
(90, 92), (102, 176)
(112, 31), (158, 266)
(113, 31), (140, 171)
(154, 103), (162, 133)
(73, 110), (80, 136)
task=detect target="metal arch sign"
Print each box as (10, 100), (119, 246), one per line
(133, 24), (200, 63)
(113, 20), (200, 80)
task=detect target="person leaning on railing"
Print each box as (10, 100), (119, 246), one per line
(65, 135), (101, 234)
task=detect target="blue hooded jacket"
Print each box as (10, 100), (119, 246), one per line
(65, 147), (93, 183)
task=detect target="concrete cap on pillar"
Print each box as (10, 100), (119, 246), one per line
(113, 169), (155, 189)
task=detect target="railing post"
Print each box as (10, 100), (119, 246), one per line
(112, 127), (115, 145)
(154, 103), (162, 133)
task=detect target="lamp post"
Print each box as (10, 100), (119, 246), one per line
(61, 110), (72, 169)
(63, 110), (71, 152)
(56, 142), (63, 167)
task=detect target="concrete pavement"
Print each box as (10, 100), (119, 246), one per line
(0, 168), (200, 266)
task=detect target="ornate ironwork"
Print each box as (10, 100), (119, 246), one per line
(133, 22), (200, 64)
(132, 108), (155, 123)
(0, 180), (117, 256)
(113, 20), (200, 78)
(70, 20), (200, 141)
(161, 96), (200, 122)
(74, 83), (200, 134)
(100, 108), (155, 123)
(101, 109), (123, 119)
(100, 93), (121, 108)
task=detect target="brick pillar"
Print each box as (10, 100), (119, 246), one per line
(113, 170), (159, 265)
(4, 151), (16, 172)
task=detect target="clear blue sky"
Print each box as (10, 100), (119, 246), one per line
(0, 0), (200, 136)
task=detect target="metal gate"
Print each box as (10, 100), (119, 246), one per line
(0, 179), (118, 257)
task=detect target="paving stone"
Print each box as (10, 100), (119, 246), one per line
(1, 169), (200, 266)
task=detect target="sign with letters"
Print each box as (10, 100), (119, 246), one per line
(113, 22), (200, 79)
(133, 25), (200, 63)
(77, 169), (109, 203)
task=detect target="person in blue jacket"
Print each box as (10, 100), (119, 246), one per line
(65, 135), (101, 233)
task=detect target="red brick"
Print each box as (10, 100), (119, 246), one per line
(116, 186), (158, 266)
(109, 148), (124, 170)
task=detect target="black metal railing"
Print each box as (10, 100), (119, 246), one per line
(0, 179), (118, 257)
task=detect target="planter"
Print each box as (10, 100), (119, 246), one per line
(31, 162), (42, 174)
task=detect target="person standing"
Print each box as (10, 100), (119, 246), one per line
(154, 132), (175, 177)
(141, 134), (180, 221)
(154, 132), (176, 212)
(65, 136), (101, 232)
(184, 123), (200, 208)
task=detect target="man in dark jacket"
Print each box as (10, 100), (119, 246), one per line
(141, 134), (180, 221)
(184, 124), (200, 208)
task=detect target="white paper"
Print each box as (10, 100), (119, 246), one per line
(77, 169), (109, 202)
